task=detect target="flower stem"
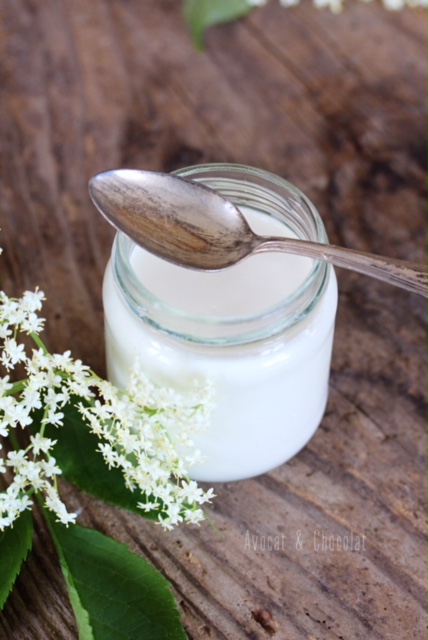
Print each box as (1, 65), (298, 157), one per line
(30, 332), (49, 354)
(8, 430), (20, 451)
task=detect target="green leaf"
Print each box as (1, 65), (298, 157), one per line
(183, 0), (252, 49)
(42, 402), (160, 520)
(0, 509), (33, 609)
(47, 517), (188, 640)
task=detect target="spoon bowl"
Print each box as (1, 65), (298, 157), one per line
(89, 169), (256, 270)
(89, 169), (427, 297)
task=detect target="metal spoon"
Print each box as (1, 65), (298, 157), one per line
(89, 169), (427, 297)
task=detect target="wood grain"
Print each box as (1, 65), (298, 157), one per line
(0, 0), (426, 638)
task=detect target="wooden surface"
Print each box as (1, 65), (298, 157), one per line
(0, 1), (426, 638)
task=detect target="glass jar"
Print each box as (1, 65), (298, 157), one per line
(102, 164), (338, 482)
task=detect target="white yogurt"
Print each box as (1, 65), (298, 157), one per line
(130, 209), (312, 316)
(102, 164), (338, 482)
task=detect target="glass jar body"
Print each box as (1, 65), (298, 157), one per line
(102, 164), (338, 482)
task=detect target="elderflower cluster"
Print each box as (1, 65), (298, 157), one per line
(248, 0), (426, 12)
(79, 364), (216, 530)
(0, 289), (78, 529)
(0, 286), (215, 531)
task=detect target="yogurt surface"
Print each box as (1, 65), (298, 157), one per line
(129, 208), (312, 318)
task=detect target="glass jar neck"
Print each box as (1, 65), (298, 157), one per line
(112, 163), (330, 346)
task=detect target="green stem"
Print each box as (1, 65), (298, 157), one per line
(6, 379), (28, 396)
(7, 430), (20, 451)
(39, 404), (50, 438)
(30, 332), (49, 354)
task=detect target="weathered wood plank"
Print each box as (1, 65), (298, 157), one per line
(0, 0), (426, 638)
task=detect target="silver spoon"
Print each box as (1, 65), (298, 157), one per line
(89, 169), (427, 297)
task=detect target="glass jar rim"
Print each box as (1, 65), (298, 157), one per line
(112, 163), (331, 346)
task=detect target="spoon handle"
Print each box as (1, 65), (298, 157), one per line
(257, 237), (427, 297)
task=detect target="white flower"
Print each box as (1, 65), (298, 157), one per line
(312, 0), (344, 11)
(57, 510), (77, 526)
(30, 433), (57, 455)
(0, 290), (45, 335)
(21, 312), (45, 334)
(42, 408), (65, 427)
(382, 0), (404, 7)
(45, 386), (70, 411)
(42, 457), (62, 478)
(137, 499), (161, 513)
(20, 460), (41, 483)
(21, 385), (42, 411)
(22, 289), (45, 310)
(0, 325), (12, 340)
(0, 423), (9, 438)
(0, 516), (14, 528)
(0, 486), (33, 530)
(43, 485), (76, 526)
(98, 443), (119, 468)
(163, 503), (183, 526)
(1, 339), (27, 368)
(6, 450), (27, 468)
(76, 363), (216, 529)
(184, 508), (205, 525)
(0, 270), (215, 532)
